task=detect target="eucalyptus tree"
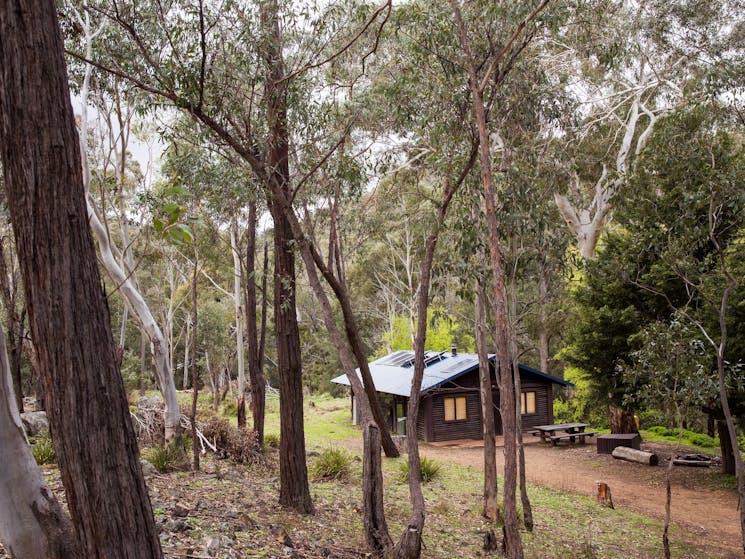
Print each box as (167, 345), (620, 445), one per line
(69, 0), (408, 514)
(622, 106), (745, 550)
(549, 0), (745, 259)
(564, 105), (745, 548)
(0, 1), (162, 555)
(66, 2), (184, 441)
(450, 1), (551, 555)
(0, 323), (80, 558)
(157, 127), (265, 434)
(0, 222), (26, 413)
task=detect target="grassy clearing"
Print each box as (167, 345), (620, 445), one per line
(143, 393), (724, 557)
(281, 397), (705, 558)
(308, 444), (699, 558)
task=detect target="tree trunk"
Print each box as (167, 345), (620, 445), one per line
(611, 447), (658, 465)
(0, 236), (23, 413)
(291, 199), (394, 554)
(0, 3), (163, 555)
(393, 171), (467, 559)
(609, 404), (639, 434)
(183, 316), (191, 390)
(230, 217), (247, 428)
(718, 420), (735, 475)
(537, 269), (550, 373)
(245, 200), (265, 446)
(476, 279), (499, 523)
(362, 422), (394, 556)
(191, 246), (200, 471)
(0, 323), (81, 559)
(711, 272), (745, 552)
(260, 0), (313, 514)
(513, 360), (533, 532)
(508, 264), (533, 532)
(450, 3), (523, 554)
(259, 240), (269, 373)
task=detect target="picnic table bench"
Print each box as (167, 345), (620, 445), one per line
(547, 431), (597, 445)
(531, 423), (596, 445)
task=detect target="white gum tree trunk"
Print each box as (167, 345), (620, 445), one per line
(230, 217), (247, 407)
(0, 324), (80, 558)
(71, 6), (180, 441)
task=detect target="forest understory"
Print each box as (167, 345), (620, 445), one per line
(4, 397), (739, 559)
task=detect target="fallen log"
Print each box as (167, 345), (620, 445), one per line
(673, 454), (713, 468)
(612, 446), (658, 466)
(673, 458), (713, 467)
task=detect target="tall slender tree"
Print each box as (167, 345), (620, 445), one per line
(0, 1), (162, 556)
(450, 1), (550, 556)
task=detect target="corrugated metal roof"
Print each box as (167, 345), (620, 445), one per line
(330, 351), (572, 397)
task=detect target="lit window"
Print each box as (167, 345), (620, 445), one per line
(520, 391), (537, 415)
(444, 396), (467, 421)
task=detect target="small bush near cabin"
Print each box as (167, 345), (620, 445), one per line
(398, 456), (442, 483)
(310, 447), (353, 481)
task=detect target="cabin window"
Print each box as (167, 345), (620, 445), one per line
(444, 396), (467, 421)
(521, 391), (537, 415)
(396, 402), (404, 419)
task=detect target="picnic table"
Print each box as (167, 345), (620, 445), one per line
(531, 423), (597, 445)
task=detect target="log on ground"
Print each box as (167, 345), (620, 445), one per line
(611, 446), (658, 466)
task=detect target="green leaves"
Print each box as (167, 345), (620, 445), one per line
(151, 185), (195, 245)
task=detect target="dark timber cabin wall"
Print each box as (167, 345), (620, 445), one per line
(417, 367), (557, 442)
(520, 375), (554, 430)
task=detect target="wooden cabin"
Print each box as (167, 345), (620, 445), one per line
(331, 349), (572, 443)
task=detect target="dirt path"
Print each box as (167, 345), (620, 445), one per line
(421, 437), (740, 558)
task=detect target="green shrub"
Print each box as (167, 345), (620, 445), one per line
(264, 433), (280, 449)
(398, 456), (442, 483)
(222, 399), (238, 417)
(31, 432), (56, 465)
(553, 398), (574, 424)
(687, 432), (717, 448)
(310, 447), (353, 481)
(644, 426), (718, 449)
(144, 443), (186, 473)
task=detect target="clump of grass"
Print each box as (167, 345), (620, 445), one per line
(310, 447), (353, 481)
(264, 433), (280, 449)
(31, 431), (56, 465)
(398, 456), (442, 483)
(221, 399), (238, 417)
(144, 443), (186, 473)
